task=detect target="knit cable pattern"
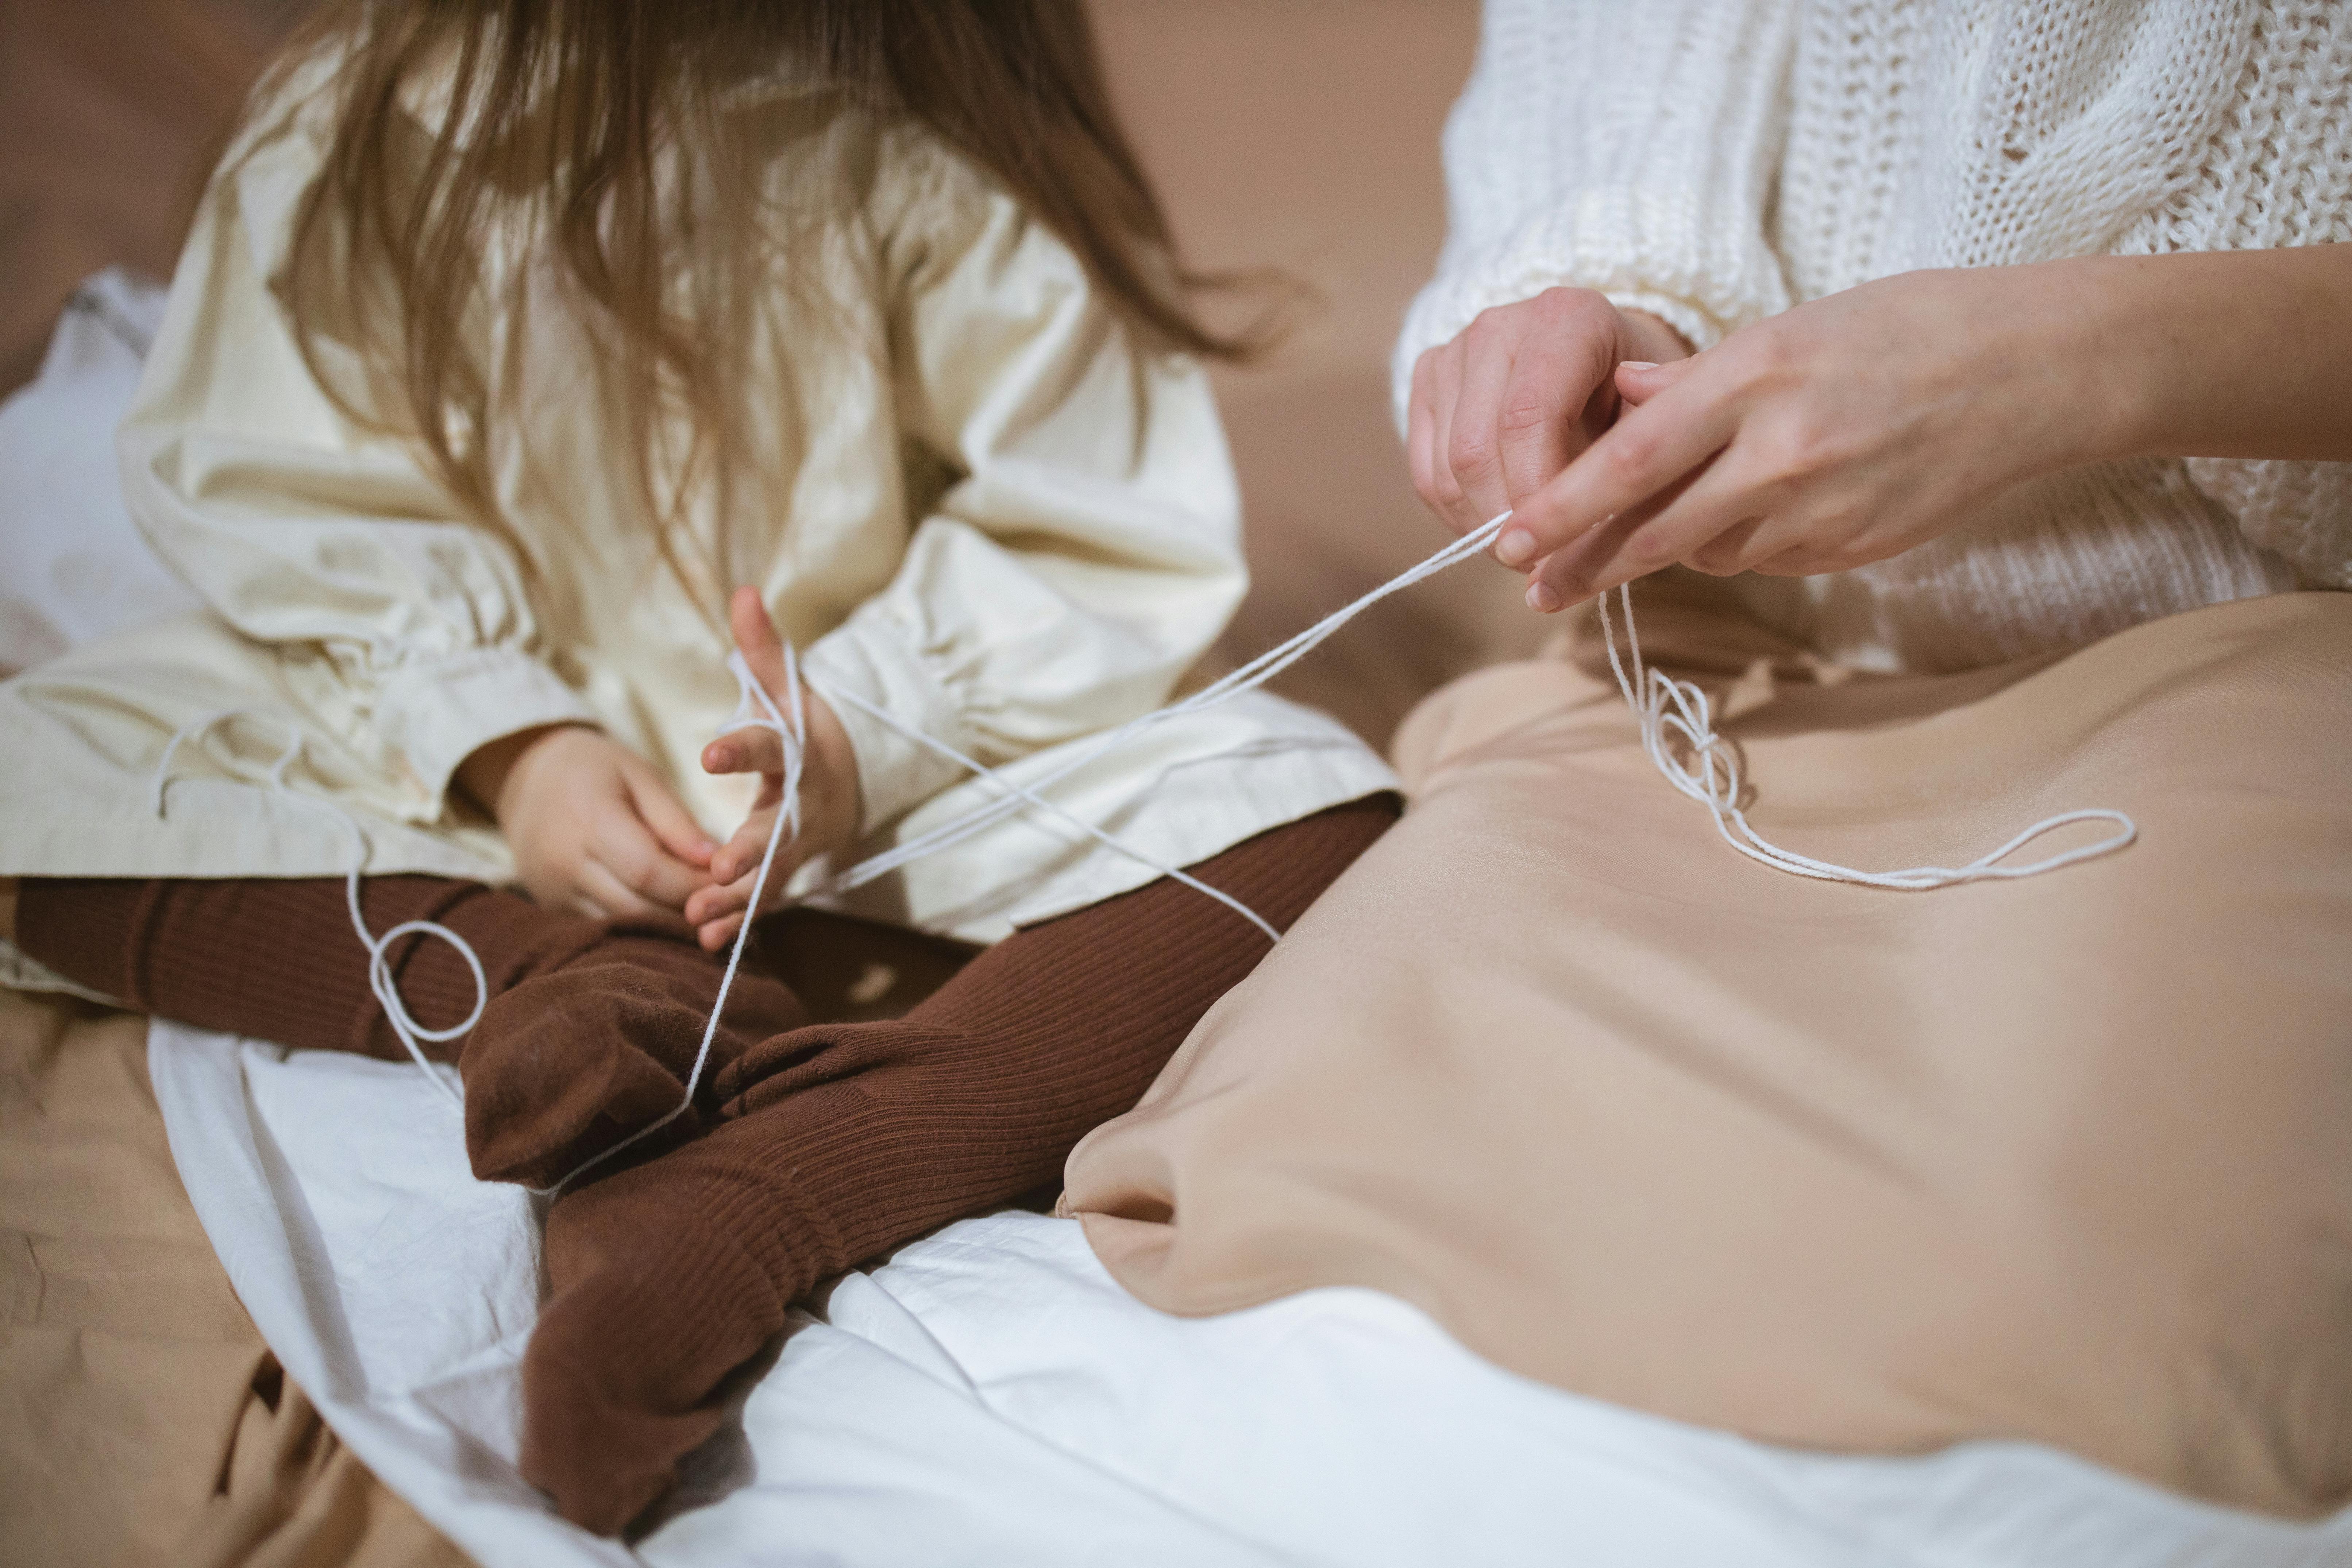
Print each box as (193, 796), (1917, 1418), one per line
(1398, 0), (2352, 666)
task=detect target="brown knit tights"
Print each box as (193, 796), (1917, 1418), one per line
(16, 796), (1394, 1534)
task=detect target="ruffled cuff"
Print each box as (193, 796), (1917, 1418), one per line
(374, 648), (600, 813)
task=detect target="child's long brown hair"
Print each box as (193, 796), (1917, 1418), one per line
(261, 0), (1264, 600)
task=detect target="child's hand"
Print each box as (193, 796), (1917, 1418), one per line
(460, 725), (717, 922)
(682, 588), (861, 952)
(1492, 265), (2101, 610)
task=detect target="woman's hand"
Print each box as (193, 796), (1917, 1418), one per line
(681, 587), (861, 952)
(1492, 249), (2352, 612)
(1407, 287), (1692, 536)
(459, 724), (717, 923)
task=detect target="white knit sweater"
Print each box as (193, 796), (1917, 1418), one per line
(1397, 0), (2352, 672)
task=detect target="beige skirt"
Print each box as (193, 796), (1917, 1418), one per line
(1064, 578), (2352, 1517)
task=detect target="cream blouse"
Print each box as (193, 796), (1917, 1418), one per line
(0, 57), (1390, 951)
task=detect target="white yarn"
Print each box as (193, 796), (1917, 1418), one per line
(532, 644), (812, 1193)
(819, 513), (1508, 895)
(1591, 574), (2135, 888)
(812, 678), (1281, 944)
(152, 711), (483, 1110)
(147, 507), (2136, 1182)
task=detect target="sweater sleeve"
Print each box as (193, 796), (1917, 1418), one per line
(801, 132), (1249, 834)
(115, 77), (597, 819)
(2185, 456), (2352, 589)
(1393, 0), (1802, 427)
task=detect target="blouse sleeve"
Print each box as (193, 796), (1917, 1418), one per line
(116, 84), (596, 816)
(801, 133), (1249, 833)
(1392, 0), (1802, 426)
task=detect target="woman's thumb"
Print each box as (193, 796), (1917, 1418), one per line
(1615, 356), (1696, 408)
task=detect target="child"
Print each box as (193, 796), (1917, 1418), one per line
(0, 0), (1396, 1533)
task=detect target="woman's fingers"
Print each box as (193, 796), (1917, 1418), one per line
(1614, 355), (1698, 408)
(1493, 288), (1658, 504)
(1492, 329), (1598, 508)
(1684, 515), (1770, 576)
(1407, 349), (1442, 515)
(1520, 506), (1655, 612)
(1425, 338), (1473, 532)
(1417, 292), (1666, 540)
(1498, 375), (1739, 570)
(1526, 455), (1753, 606)
(1440, 319), (1521, 529)
(696, 912), (747, 953)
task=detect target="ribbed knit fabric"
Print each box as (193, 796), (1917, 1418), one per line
(14, 875), (811, 1187)
(17, 875), (546, 1061)
(16, 797), (1398, 1534)
(516, 796), (1396, 1533)
(1397, 0), (2352, 672)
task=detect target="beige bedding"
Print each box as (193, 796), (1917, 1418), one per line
(1067, 578), (2352, 1518)
(0, 987), (465, 1568)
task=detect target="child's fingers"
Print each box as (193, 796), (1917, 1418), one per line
(702, 725), (786, 778)
(687, 858), (795, 951)
(590, 809), (708, 910)
(709, 812), (772, 885)
(685, 871), (754, 927)
(728, 586), (793, 705)
(575, 856), (669, 923)
(620, 763), (716, 867)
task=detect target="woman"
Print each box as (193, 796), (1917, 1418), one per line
(1064, 0), (2352, 1522)
(0, 0), (1396, 1533)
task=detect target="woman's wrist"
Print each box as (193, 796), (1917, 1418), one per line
(1977, 259), (2143, 478)
(2034, 249), (2352, 469)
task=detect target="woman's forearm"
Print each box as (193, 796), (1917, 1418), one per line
(2064, 246), (2352, 467)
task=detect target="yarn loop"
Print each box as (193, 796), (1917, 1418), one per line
(149, 508), (2136, 1184)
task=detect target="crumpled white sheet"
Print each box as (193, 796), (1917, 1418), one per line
(144, 1020), (2351, 1568)
(0, 267), (196, 675)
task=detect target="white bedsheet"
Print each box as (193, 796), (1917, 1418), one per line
(0, 267), (194, 674)
(145, 1021), (2350, 1568)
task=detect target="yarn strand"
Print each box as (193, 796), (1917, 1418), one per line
(147, 508), (2136, 1183)
(1592, 577), (2136, 887)
(153, 711), (480, 1111)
